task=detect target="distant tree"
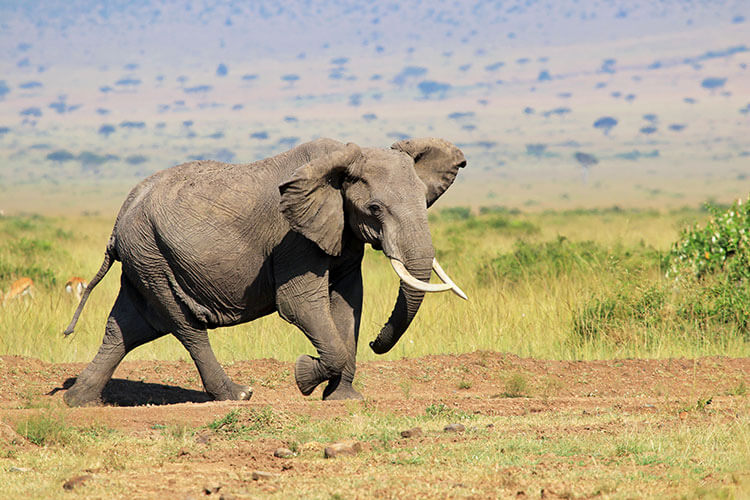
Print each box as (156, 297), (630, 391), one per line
(98, 124), (116, 137)
(47, 150), (75, 162)
(593, 116), (618, 135)
(19, 81), (42, 89)
(640, 126), (657, 134)
(251, 131), (269, 140)
(392, 66), (427, 85)
(701, 77), (726, 90)
(668, 124), (687, 132)
(526, 144), (547, 157)
(362, 113), (377, 122)
(417, 80), (451, 99)
(574, 152), (598, 183)
(125, 155), (147, 165)
(20, 107), (42, 117)
(0, 126), (11, 137)
(120, 121), (146, 129)
(116, 78), (141, 86)
(281, 74), (300, 85)
(448, 112), (475, 120)
(184, 85), (212, 93)
(0, 80), (9, 99)
(538, 70), (552, 81)
(216, 63), (228, 77)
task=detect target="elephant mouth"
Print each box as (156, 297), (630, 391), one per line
(389, 258), (467, 300)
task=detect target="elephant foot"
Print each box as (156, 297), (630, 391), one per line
(63, 382), (103, 407)
(295, 355), (328, 396)
(322, 377), (363, 401)
(209, 380), (253, 401)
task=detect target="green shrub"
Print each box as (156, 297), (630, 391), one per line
(665, 196), (750, 281)
(482, 236), (659, 284)
(438, 206), (472, 221)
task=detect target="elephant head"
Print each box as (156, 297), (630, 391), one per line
(279, 138), (467, 354)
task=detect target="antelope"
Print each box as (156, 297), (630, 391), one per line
(1, 277), (34, 303)
(65, 277), (88, 301)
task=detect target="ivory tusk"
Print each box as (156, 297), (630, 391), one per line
(390, 259), (453, 293)
(432, 258), (469, 300)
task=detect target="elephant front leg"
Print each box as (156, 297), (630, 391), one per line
(321, 267), (364, 401)
(278, 287), (350, 397)
(174, 327), (252, 401)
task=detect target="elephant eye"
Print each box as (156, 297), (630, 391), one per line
(367, 202), (383, 216)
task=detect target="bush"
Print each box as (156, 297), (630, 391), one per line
(665, 197), (750, 282)
(574, 198), (750, 346)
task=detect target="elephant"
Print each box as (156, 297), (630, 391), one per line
(62, 137), (467, 406)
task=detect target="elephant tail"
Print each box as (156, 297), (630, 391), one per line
(63, 236), (118, 336)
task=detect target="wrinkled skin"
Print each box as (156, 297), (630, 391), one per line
(63, 138), (466, 406)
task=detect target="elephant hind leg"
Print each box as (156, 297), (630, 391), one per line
(64, 280), (163, 407)
(173, 327), (252, 401)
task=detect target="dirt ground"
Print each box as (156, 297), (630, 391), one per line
(0, 352), (748, 499)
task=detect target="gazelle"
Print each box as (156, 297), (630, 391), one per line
(1, 277), (34, 303)
(65, 277), (88, 301)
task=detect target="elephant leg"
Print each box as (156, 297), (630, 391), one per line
(64, 280), (163, 407)
(322, 267), (363, 401)
(173, 328), (252, 401)
(286, 299), (350, 397)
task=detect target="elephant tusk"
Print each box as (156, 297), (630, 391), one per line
(432, 258), (469, 300)
(390, 259), (453, 293)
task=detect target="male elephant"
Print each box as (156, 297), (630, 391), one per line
(63, 137), (467, 406)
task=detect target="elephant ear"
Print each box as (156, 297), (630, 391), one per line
(279, 143), (362, 256)
(391, 138), (467, 208)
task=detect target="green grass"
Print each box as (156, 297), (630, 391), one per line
(0, 205), (748, 363)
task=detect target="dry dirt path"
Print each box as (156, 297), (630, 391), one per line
(0, 352), (747, 499)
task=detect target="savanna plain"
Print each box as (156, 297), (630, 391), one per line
(0, 196), (748, 499)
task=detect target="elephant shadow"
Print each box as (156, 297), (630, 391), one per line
(53, 377), (211, 406)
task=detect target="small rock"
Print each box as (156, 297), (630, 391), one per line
(400, 427), (423, 438)
(62, 474), (92, 490)
(281, 463), (293, 471)
(444, 423), (465, 433)
(203, 484), (221, 495)
(273, 447), (294, 458)
(251, 470), (279, 481)
(324, 440), (362, 458)
(9, 466), (31, 473)
(219, 494), (236, 500)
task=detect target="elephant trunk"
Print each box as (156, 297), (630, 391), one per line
(369, 254), (433, 354)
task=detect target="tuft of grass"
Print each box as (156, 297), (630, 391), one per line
(502, 373), (529, 398)
(727, 380), (747, 396)
(16, 412), (74, 446)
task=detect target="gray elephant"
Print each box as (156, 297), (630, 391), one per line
(62, 137), (467, 406)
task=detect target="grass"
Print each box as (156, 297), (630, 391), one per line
(0, 402), (747, 498)
(0, 205), (749, 364)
